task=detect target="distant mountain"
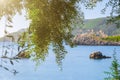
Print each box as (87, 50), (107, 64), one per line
(73, 17), (120, 35)
(0, 29), (26, 42)
(0, 17), (120, 42)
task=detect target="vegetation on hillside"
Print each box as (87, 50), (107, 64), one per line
(74, 17), (120, 36)
(102, 35), (120, 42)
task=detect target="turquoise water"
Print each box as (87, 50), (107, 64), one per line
(0, 43), (120, 80)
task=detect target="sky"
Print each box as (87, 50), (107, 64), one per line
(0, 0), (111, 37)
(81, 0), (111, 19)
(0, 10), (30, 37)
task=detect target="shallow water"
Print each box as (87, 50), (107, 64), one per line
(0, 42), (120, 80)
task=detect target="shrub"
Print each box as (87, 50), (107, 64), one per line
(104, 50), (120, 80)
(103, 36), (120, 42)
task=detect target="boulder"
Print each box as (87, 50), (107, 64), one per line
(89, 51), (111, 59)
(1, 50), (30, 59)
(16, 50), (30, 58)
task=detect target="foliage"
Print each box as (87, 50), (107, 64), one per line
(0, 0), (83, 66)
(101, 0), (120, 28)
(81, 0), (120, 28)
(102, 35), (120, 42)
(0, 0), (23, 26)
(0, 0), (120, 67)
(80, 0), (102, 9)
(82, 0), (120, 22)
(0, 31), (19, 75)
(104, 50), (120, 80)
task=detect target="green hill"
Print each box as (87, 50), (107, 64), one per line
(0, 17), (120, 42)
(74, 17), (120, 35)
(0, 29), (26, 42)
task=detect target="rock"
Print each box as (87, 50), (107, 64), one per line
(16, 50), (30, 58)
(72, 31), (120, 46)
(89, 51), (111, 59)
(1, 50), (30, 59)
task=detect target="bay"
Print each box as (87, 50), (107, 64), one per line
(0, 42), (120, 80)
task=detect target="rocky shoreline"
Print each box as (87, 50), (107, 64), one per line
(72, 30), (120, 46)
(73, 40), (120, 46)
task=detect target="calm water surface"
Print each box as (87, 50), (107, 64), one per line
(0, 42), (120, 80)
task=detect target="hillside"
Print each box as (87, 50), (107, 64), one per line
(0, 29), (26, 42)
(73, 17), (120, 35)
(72, 17), (120, 45)
(0, 17), (120, 43)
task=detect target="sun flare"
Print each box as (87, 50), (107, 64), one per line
(0, 0), (3, 2)
(0, 0), (6, 3)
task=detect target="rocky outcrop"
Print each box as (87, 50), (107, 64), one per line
(73, 30), (120, 46)
(16, 50), (30, 58)
(1, 50), (30, 59)
(0, 48), (30, 59)
(89, 51), (111, 59)
(0, 29), (26, 42)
